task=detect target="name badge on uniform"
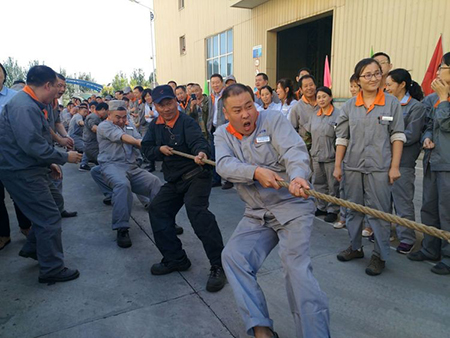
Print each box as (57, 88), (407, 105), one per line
(255, 135), (271, 144)
(379, 116), (393, 122)
(126, 126), (134, 130)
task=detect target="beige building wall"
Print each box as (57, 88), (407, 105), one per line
(154, 0), (450, 98)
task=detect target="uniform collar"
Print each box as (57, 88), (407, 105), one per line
(302, 95), (317, 107)
(156, 111), (180, 128)
(355, 89), (385, 113)
(400, 92), (411, 106)
(433, 96), (450, 108)
(226, 112), (260, 141)
(22, 85), (49, 119)
(317, 105), (334, 116)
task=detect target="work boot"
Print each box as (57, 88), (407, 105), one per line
(18, 250), (38, 260)
(324, 212), (338, 223)
(206, 265), (227, 292)
(0, 237), (11, 251)
(315, 209), (327, 217)
(407, 250), (440, 262)
(151, 257), (191, 275)
(175, 224), (184, 235)
(103, 197), (112, 205)
(117, 228), (132, 248)
(61, 210), (78, 218)
(431, 262), (450, 275)
(38, 267), (80, 284)
(365, 255), (385, 276)
(337, 245), (364, 262)
(221, 181), (234, 190)
(79, 164), (91, 172)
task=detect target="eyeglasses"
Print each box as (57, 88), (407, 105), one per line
(359, 71), (383, 81)
(378, 61), (390, 65)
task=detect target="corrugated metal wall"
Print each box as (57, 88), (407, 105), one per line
(154, 0), (450, 98)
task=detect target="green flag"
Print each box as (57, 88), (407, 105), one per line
(204, 80), (210, 95)
(370, 46), (374, 57)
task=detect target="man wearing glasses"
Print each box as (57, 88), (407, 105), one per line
(142, 85), (226, 293)
(96, 100), (162, 248)
(373, 52), (393, 90)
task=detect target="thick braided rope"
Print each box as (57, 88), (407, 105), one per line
(171, 149), (450, 243)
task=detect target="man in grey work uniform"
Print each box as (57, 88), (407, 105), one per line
(215, 84), (330, 338)
(69, 103), (90, 171)
(0, 65), (82, 283)
(83, 101), (108, 163)
(96, 100), (161, 248)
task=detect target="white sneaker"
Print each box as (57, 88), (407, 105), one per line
(362, 227), (373, 237)
(333, 221), (346, 229)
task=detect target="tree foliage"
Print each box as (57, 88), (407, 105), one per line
(1, 57), (42, 87)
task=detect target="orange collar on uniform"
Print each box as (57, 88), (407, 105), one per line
(138, 99), (142, 105)
(302, 95), (317, 107)
(156, 111), (180, 128)
(179, 95), (191, 110)
(433, 96), (450, 108)
(401, 95), (412, 106)
(23, 85), (48, 119)
(226, 112), (260, 141)
(355, 89), (385, 114)
(295, 89), (301, 101)
(317, 105), (334, 116)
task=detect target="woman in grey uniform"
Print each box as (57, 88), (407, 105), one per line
(275, 78), (297, 119)
(385, 69), (426, 254)
(334, 58), (406, 276)
(256, 85), (281, 112)
(310, 86), (340, 223)
(408, 52), (450, 275)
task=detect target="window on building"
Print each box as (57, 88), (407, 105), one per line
(179, 0), (184, 10)
(206, 29), (233, 79)
(180, 35), (186, 55)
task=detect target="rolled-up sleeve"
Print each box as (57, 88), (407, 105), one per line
(335, 102), (350, 147)
(389, 99), (406, 143)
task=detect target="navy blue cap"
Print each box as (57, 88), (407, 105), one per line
(152, 85), (176, 104)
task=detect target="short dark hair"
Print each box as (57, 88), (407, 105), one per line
(56, 73), (66, 81)
(256, 73), (269, 81)
(168, 80), (177, 86)
(298, 74), (316, 88)
(133, 86), (144, 92)
(0, 63), (7, 84)
(13, 79), (25, 85)
(26, 65), (57, 87)
(96, 102), (108, 111)
(115, 90), (123, 94)
(210, 73), (223, 82)
(442, 52), (450, 66)
(89, 101), (98, 108)
(187, 82), (195, 87)
(297, 67), (312, 77)
(122, 97), (130, 102)
(175, 85), (187, 92)
(222, 83), (250, 105)
(260, 85), (274, 95)
(372, 52), (391, 64)
(349, 74), (359, 83)
(67, 102), (74, 107)
(79, 103), (88, 109)
(96, 96), (102, 99)
(316, 86), (333, 104)
(142, 88), (152, 100)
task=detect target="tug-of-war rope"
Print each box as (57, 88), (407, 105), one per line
(171, 149), (450, 244)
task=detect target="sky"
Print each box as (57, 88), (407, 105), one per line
(1, 0), (155, 85)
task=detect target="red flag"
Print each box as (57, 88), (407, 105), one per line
(422, 35), (443, 96)
(324, 55), (332, 88)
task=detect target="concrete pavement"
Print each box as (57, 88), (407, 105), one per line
(0, 161), (449, 338)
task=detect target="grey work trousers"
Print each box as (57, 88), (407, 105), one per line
(420, 169), (450, 266)
(392, 167), (416, 245)
(49, 165), (64, 213)
(0, 168), (65, 278)
(222, 211), (330, 338)
(91, 165), (151, 205)
(345, 171), (392, 261)
(100, 164), (161, 230)
(312, 160), (339, 214)
(73, 135), (89, 166)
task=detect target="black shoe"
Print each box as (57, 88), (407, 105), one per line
(18, 250), (37, 260)
(117, 228), (132, 248)
(221, 181), (234, 190)
(103, 197), (112, 205)
(368, 234), (375, 243)
(315, 209), (327, 217)
(79, 164), (91, 172)
(206, 265), (227, 292)
(324, 212), (338, 223)
(365, 254), (385, 276)
(38, 267), (80, 284)
(407, 250), (440, 262)
(61, 210), (78, 218)
(337, 245), (364, 262)
(151, 257), (191, 275)
(212, 181), (222, 188)
(175, 224), (184, 235)
(431, 262), (450, 275)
